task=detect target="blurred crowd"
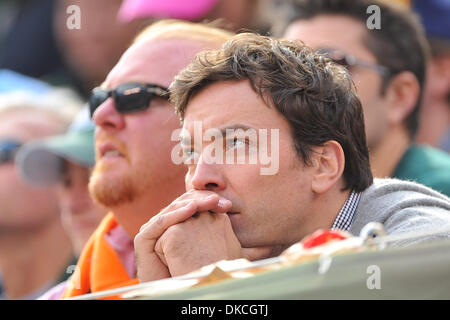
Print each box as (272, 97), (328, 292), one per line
(0, 0), (448, 300)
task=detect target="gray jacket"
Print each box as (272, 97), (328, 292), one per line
(349, 178), (450, 246)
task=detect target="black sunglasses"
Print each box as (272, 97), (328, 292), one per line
(89, 82), (170, 118)
(317, 48), (391, 77)
(0, 140), (22, 165)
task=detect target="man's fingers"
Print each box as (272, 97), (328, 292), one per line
(190, 194), (231, 213)
(139, 195), (231, 232)
(154, 238), (168, 266)
(201, 195), (232, 213)
(172, 192), (232, 213)
(137, 201), (198, 244)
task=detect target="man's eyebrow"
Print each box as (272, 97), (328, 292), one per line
(218, 124), (256, 135)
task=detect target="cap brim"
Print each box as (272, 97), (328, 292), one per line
(16, 129), (95, 186)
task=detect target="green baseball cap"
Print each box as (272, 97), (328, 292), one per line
(16, 108), (96, 186)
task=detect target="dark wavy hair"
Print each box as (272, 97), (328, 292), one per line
(171, 33), (373, 192)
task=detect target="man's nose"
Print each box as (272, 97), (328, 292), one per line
(92, 98), (125, 130)
(187, 154), (226, 192)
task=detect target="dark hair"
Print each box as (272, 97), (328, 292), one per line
(171, 33), (373, 192)
(271, 0), (430, 138)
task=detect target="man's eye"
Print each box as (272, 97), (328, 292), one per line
(227, 137), (246, 149)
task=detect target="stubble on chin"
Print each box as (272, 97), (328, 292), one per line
(88, 162), (137, 208)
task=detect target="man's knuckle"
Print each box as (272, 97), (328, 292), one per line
(134, 233), (143, 246)
(165, 201), (179, 211)
(154, 214), (165, 227)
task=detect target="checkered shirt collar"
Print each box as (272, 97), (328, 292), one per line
(331, 190), (361, 231)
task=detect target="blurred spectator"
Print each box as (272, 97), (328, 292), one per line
(413, 0), (450, 152)
(17, 108), (107, 256)
(0, 88), (80, 299)
(0, 0), (61, 79)
(275, 0), (450, 196)
(53, 0), (145, 95)
(118, 0), (270, 33)
(0, 0), (145, 98)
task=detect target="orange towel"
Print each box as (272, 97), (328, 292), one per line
(62, 212), (139, 299)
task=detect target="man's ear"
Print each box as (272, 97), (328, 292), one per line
(310, 140), (345, 194)
(384, 71), (420, 125)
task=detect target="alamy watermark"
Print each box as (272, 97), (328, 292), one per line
(66, 5), (81, 30)
(171, 121), (280, 175)
(366, 264), (381, 290)
(66, 264), (81, 290)
(366, 5), (381, 30)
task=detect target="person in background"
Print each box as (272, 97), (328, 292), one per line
(274, 0), (450, 196)
(40, 20), (233, 300)
(413, 0), (450, 152)
(53, 0), (146, 96)
(0, 0), (62, 83)
(0, 88), (79, 299)
(1, 0), (145, 98)
(16, 107), (107, 256)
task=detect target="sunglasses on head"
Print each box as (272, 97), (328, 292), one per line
(317, 48), (391, 77)
(89, 82), (170, 118)
(0, 140), (22, 165)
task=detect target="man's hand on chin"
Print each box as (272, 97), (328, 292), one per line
(154, 210), (243, 277)
(154, 212), (282, 277)
(134, 190), (282, 281)
(134, 190), (233, 282)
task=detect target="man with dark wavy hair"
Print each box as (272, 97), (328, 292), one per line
(135, 33), (450, 282)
